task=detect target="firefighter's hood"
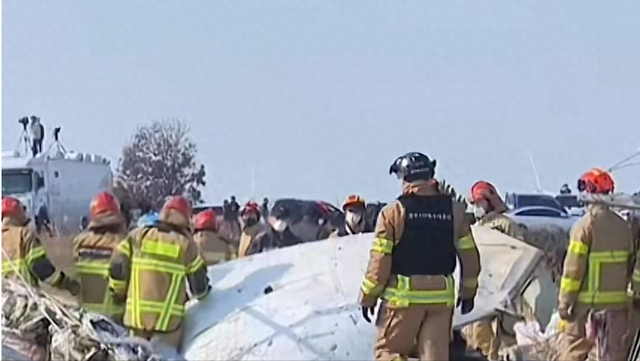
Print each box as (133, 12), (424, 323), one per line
(88, 212), (126, 231)
(159, 208), (191, 230)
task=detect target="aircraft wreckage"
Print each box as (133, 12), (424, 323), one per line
(181, 226), (558, 360)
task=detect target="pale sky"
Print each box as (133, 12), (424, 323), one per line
(3, 1), (640, 205)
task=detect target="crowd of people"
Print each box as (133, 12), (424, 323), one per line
(2, 150), (640, 361)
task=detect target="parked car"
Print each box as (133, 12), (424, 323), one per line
(506, 205), (577, 230)
(505, 193), (567, 214)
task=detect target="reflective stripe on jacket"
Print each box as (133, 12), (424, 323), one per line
(2, 217), (60, 286)
(73, 217), (126, 321)
(559, 204), (634, 310)
(359, 180), (481, 308)
(109, 220), (209, 332)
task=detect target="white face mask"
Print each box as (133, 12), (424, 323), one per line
(271, 219), (288, 232)
(473, 206), (486, 220)
(345, 211), (363, 227)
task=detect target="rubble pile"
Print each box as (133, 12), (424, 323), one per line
(2, 279), (164, 361)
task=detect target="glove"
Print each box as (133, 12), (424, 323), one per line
(361, 306), (375, 323)
(558, 305), (573, 321)
(456, 297), (474, 315)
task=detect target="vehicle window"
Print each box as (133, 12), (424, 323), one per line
(517, 208), (561, 217)
(518, 195), (565, 212)
(556, 195), (582, 209)
(2, 170), (33, 195)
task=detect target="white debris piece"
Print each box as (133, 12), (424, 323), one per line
(181, 227), (545, 360)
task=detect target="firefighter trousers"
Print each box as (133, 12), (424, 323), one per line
(131, 326), (183, 350)
(374, 303), (452, 361)
(558, 307), (628, 361)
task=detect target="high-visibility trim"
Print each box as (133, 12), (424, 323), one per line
(589, 250), (629, 262)
(383, 275), (455, 307)
(574, 249), (631, 306)
(185, 256), (205, 274)
(109, 278), (127, 293)
(127, 300), (184, 315)
(131, 257), (185, 274)
(371, 238), (393, 254)
(76, 261), (110, 276)
(25, 246), (47, 265)
(141, 239), (180, 259)
(568, 240), (589, 256)
(132, 267), (142, 328)
(560, 277), (582, 292)
(456, 234), (476, 250)
(1, 259), (23, 274)
(462, 278), (478, 289)
(578, 291), (629, 305)
(117, 241), (131, 257)
(633, 269), (640, 283)
(361, 278), (384, 296)
(157, 273), (182, 331)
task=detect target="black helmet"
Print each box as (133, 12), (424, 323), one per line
(389, 152), (436, 182)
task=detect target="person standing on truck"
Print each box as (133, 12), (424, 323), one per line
(194, 209), (234, 265)
(72, 192), (127, 323)
(30, 116), (45, 156)
(359, 152), (480, 361)
(463, 180), (527, 361)
(108, 196), (210, 349)
(2, 196), (78, 293)
(332, 195), (367, 237)
(557, 168), (633, 361)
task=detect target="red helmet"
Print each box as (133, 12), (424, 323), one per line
(162, 196), (192, 219)
(578, 168), (614, 194)
(241, 201), (261, 217)
(90, 191), (120, 219)
(2, 197), (25, 219)
(342, 195), (366, 211)
(469, 181), (498, 204)
(195, 209), (218, 231)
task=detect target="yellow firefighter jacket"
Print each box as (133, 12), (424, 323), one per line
(2, 216), (63, 286)
(109, 209), (210, 333)
(238, 222), (268, 258)
(72, 213), (127, 321)
(194, 230), (234, 265)
(559, 204), (634, 312)
(359, 180), (481, 308)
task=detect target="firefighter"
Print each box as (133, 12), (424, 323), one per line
(332, 195), (367, 237)
(194, 209), (234, 265)
(72, 192), (127, 323)
(359, 152), (481, 361)
(1, 197), (78, 292)
(464, 180), (526, 360)
(109, 196), (210, 349)
(557, 168), (633, 361)
(469, 181), (525, 240)
(238, 201), (267, 257)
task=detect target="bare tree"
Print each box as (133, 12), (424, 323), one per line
(116, 119), (206, 211)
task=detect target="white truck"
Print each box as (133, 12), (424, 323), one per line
(2, 150), (113, 236)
